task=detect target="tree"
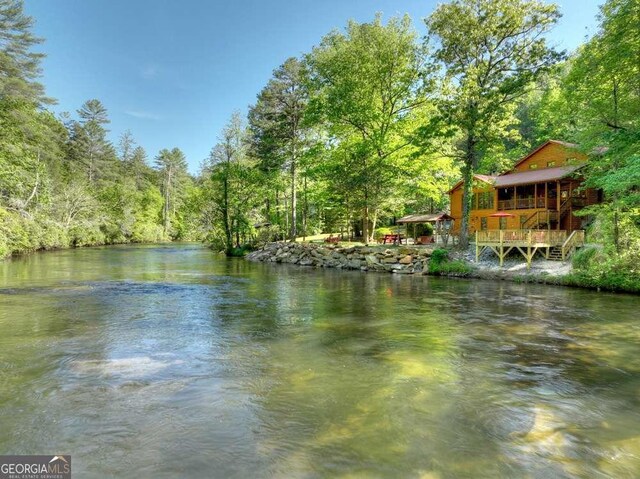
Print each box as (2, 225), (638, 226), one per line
(67, 99), (116, 183)
(249, 57), (309, 240)
(426, 0), (563, 247)
(206, 112), (260, 254)
(118, 130), (135, 163)
(0, 98), (65, 213)
(0, 0), (49, 104)
(307, 14), (430, 242)
(154, 147), (188, 236)
(562, 0), (639, 253)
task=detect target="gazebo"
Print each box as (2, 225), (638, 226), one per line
(397, 213), (455, 246)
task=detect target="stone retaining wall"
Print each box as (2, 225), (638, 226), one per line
(246, 242), (434, 275)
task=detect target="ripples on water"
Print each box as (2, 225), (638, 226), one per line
(0, 243), (639, 478)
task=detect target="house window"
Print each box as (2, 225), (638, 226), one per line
(481, 217), (487, 230)
(547, 161), (556, 167)
(529, 164), (538, 170)
(474, 191), (494, 210)
(500, 217), (508, 230)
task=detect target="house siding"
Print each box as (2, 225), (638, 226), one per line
(448, 141), (599, 235)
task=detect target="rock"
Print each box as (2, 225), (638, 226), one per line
(399, 255), (413, 264)
(365, 255), (379, 265)
(246, 241), (434, 276)
(393, 268), (412, 274)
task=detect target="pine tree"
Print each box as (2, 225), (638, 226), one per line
(0, 0), (49, 104)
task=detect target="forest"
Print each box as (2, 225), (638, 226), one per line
(1, 0), (638, 284)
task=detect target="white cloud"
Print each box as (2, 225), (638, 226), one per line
(124, 110), (162, 121)
(140, 64), (159, 79)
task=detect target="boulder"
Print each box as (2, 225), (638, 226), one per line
(399, 255), (413, 264)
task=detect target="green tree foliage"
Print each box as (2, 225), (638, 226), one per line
(248, 57), (310, 240)
(67, 99), (117, 183)
(561, 0), (639, 255)
(154, 147), (189, 237)
(426, 0), (563, 247)
(204, 112), (262, 254)
(0, 1), (206, 258)
(0, 0), (48, 104)
(307, 14), (432, 242)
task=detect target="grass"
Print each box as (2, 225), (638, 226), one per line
(427, 248), (474, 276)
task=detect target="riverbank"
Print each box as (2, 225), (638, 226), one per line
(246, 242), (640, 294)
(0, 206), (202, 260)
(246, 242), (438, 275)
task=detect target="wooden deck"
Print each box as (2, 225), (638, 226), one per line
(475, 229), (585, 267)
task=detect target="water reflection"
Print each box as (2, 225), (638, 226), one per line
(0, 244), (639, 478)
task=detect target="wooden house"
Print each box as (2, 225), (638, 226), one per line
(448, 140), (602, 234)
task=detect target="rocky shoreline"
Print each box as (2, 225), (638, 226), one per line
(246, 241), (582, 285)
(246, 242), (435, 274)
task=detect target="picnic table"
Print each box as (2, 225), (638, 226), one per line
(381, 234), (406, 245)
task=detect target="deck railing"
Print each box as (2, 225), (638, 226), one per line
(561, 230), (585, 260)
(476, 229), (568, 246)
(497, 197), (547, 210)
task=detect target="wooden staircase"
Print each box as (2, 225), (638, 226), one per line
(521, 198), (571, 230)
(547, 246), (564, 261)
(547, 230), (585, 261)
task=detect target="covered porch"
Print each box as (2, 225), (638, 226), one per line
(397, 213), (455, 246)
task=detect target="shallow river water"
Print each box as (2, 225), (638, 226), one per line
(1, 243), (639, 478)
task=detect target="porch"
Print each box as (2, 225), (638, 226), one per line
(497, 181), (565, 211)
(475, 229), (585, 268)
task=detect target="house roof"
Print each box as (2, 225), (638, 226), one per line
(494, 165), (583, 188)
(447, 174), (497, 194)
(397, 213), (455, 224)
(510, 140), (579, 170)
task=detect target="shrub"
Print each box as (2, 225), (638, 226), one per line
(428, 248), (473, 276)
(415, 223), (434, 237)
(565, 245), (640, 293)
(374, 227), (394, 240)
(430, 248), (449, 264)
(228, 245), (253, 257)
(571, 246), (600, 271)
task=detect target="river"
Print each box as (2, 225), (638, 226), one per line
(0, 243), (639, 478)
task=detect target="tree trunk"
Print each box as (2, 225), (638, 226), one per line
(302, 174), (308, 242)
(223, 168), (232, 254)
(371, 210), (378, 242)
(363, 186), (370, 243)
(164, 166), (172, 235)
(613, 208), (620, 254)
(24, 150), (40, 210)
(459, 164), (473, 248)
(290, 155), (297, 241)
(458, 127), (479, 249)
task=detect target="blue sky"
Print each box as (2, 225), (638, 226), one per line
(25, 0), (602, 173)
